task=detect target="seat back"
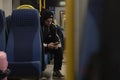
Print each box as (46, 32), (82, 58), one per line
(78, 0), (102, 80)
(0, 10), (6, 51)
(6, 9), (42, 62)
(6, 9), (42, 78)
(6, 15), (11, 34)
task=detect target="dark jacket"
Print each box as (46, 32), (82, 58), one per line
(42, 24), (59, 44)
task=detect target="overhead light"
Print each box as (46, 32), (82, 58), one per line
(59, 1), (66, 6)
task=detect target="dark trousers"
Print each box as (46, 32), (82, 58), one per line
(51, 47), (63, 71)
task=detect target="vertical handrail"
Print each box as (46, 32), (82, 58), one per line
(66, 0), (75, 80)
(39, 0), (42, 12)
(43, 0), (46, 9)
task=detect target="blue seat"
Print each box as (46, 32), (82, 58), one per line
(78, 0), (103, 80)
(0, 9), (6, 51)
(6, 15), (11, 34)
(6, 9), (42, 79)
(44, 52), (51, 65)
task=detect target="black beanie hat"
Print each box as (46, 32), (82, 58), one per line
(41, 10), (53, 20)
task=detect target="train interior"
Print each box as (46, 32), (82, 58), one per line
(0, 0), (66, 80)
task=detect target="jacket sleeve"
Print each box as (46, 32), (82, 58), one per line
(56, 26), (65, 49)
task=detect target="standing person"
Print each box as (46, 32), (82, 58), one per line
(40, 10), (64, 78)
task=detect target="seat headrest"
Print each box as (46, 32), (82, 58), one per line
(16, 4), (35, 9)
(11, 9), (39, 27)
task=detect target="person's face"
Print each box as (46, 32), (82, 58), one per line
(44, 18), (53, 27)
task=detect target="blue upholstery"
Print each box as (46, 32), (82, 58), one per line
(0, 10), (6, 51)
(6, 15), (11, 34)
(78, 0), (103, 80)
(44, 52), (50, 65)
(6, 9), (42, 78)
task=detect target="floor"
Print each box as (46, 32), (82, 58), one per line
(40, 54), (66, 80)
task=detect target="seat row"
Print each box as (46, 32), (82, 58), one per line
(0, 9), (48, 79)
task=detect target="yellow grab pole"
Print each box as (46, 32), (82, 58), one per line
(66, 0), (75, 80)
(39, 0), (42, 12)
(43, 0), (46, 9)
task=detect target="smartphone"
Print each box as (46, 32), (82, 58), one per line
(54, 42), (59, 45)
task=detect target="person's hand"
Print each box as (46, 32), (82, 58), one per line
(54, 42), (59, 49)
(47, 42), (55, 49)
